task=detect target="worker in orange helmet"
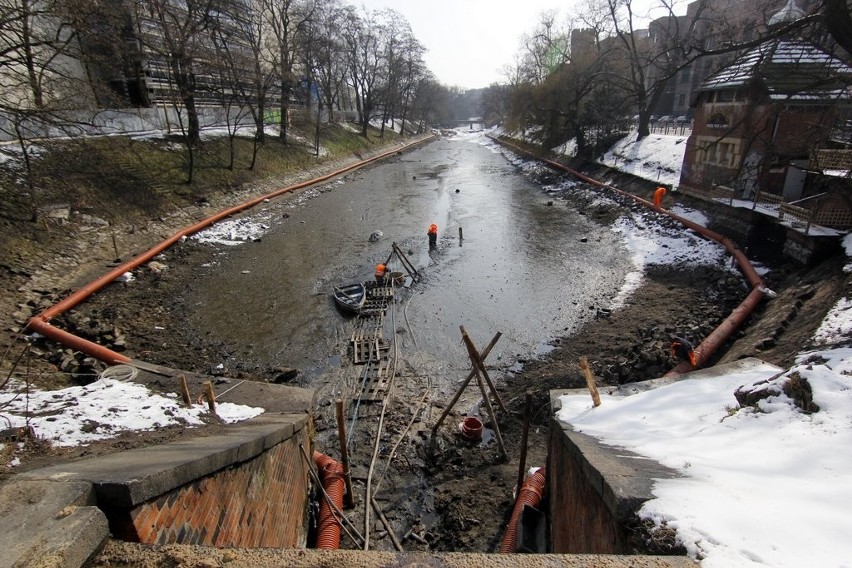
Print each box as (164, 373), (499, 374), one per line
(427, 223), (438, 250)
(654, 186), (667, 208)
(375, 263), (387, 282)
(671, 336), (699, 367)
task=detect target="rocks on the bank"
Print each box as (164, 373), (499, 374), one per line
(34, 204), (71, 223)
(49, 349), (107, 383)
(734, 371), (819, 414)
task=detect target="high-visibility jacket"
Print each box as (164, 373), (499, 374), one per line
(375, 264), (387, 279)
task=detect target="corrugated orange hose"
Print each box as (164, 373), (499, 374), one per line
(500, 467), (547, 553)
(313, 451), (345, 549)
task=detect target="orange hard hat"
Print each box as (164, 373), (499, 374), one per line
(429, 223), (438, 231)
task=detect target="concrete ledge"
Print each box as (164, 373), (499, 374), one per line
(128, 360), (318, 414)
(93, 543), (700, 567)
(0, 480), (109, 568)
(20, 413), (308, 507)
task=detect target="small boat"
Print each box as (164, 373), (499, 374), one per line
(332, 283), (366, 313)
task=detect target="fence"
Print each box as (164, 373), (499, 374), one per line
(648, 121), (692, 136)
(0, 107), (259, 144)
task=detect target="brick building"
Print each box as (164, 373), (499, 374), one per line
(678, 39), (852, 229)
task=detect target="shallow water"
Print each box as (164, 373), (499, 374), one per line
(183, 133), (631, 390)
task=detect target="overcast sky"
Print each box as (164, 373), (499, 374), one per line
(354, 0), (686, 90)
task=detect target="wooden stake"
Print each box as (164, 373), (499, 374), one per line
(178, 374), (192, 406)
(473, 365), (507, 459)
(336, 400), (356, 509)
(579, 357), (601, 407)
(371, 497), (404, 551)
(431, 331), (502, 436)
(111, 233), (120, 261)
(460, 326), (507, 412)
(516, 391), (532, 493)
(203, 381), (217, 414)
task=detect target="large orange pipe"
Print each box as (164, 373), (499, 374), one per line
(492, 136), (766, 376)
(313, 450), (345, 549)
(500, 467), (547, 553)
(25, 136), (434, 363)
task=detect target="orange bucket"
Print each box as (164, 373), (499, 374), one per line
(460, 416), (483, 440)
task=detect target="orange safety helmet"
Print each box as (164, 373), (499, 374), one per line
(428, 223), (438, 234)
(375, 263), (386, 275)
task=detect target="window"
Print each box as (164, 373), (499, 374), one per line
(708, 112), (729, 128)
(716, 90), (734, 103)
(697, 136), (740, 168)
(678, 93), (686, 107)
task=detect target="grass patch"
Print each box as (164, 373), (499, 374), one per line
(0, 122), (417, 267)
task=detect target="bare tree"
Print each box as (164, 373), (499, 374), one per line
(128, 0), (222, 183)
(309, 0), (348, 123)
(375, 10), (423, 138)
(395, 30), (426, 135)
(0, 0), (101, 184)
(340, 6), (386, 138)
(518, 10), (571, 86)
(263, 0), (315, 143)
(210, 0), (275, 169)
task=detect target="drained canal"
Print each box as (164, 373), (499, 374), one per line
(184, 131), (632, 394)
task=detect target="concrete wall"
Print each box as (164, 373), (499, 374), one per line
(554, 153), (841, 266)
(548, 426), (626, 553)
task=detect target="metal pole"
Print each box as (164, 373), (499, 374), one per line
(336, 400), (356, 509)
(516, 391), (532, 492)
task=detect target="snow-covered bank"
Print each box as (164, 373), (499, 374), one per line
(0, 376), (264, 456)
(598, 131), (688, 189)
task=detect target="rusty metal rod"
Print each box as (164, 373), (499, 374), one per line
(335, 400), (356, 509)
(516, 391), (532, 493)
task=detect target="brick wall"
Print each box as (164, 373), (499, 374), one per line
(108, 430), (310, 548)
(548, 426), (627, 554)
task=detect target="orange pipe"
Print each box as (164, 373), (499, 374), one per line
(26, 318), (130, 364)
(25, 136), (434, 363)
(500, 467), (547, 553)
(491, 136), (767, 376)
(313, 450), (345, 549)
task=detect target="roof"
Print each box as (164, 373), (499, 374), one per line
(697, 39), (852, 102)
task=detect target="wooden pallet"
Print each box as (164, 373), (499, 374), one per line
(360, 299), (389, 317)
(368, 285), (395, 299)
(360, 359), (392, 401)
(352, 339), (389, 364)
(351, 317), (383, 342)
